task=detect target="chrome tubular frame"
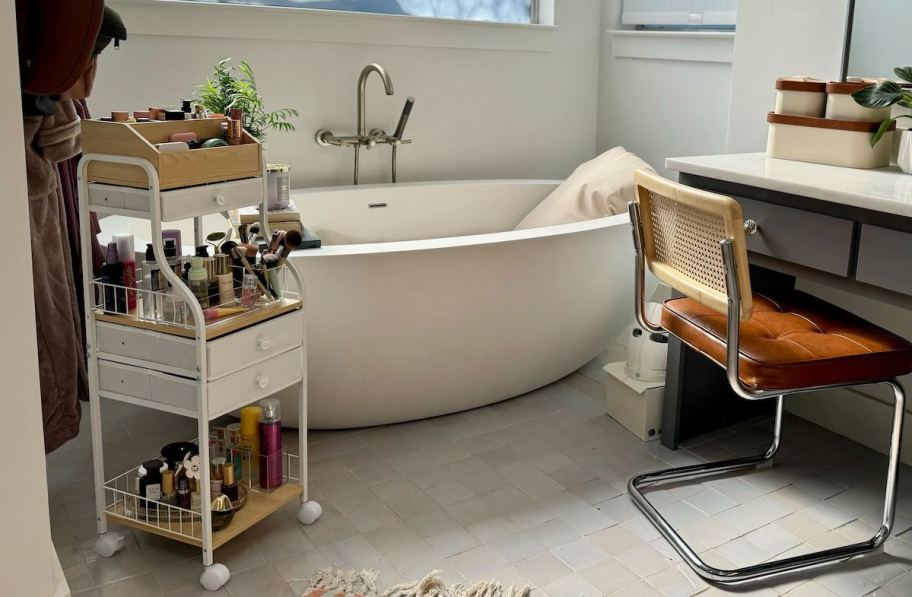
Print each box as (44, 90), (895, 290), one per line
(626, 211), (907, 584)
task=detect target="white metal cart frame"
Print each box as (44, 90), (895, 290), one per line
(77, 154), (321, 591)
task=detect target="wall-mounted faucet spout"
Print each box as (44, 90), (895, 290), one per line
(355, 64), (394, 184)
(357, 63), (394, 138)
(316, 63), (413, 185)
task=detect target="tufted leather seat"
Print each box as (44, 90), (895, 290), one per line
(662, 289), (912, 390)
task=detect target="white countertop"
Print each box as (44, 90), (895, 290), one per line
(666, 153), (912, 218)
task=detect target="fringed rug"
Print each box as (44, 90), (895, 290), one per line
(299, 568), (532, 597)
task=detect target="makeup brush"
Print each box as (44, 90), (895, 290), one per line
(262, 253), (282, 298)
(247, 222), (261, 244)
(230, 246), (274, 299)
(276, 229), (303, 259)
(268, 230), (285, 255)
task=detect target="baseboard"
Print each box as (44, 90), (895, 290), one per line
(786, 387), (912, 466)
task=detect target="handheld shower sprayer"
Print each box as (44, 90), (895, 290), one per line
(393, 96), (415, 142)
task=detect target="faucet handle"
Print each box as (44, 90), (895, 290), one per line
(366, 128), (387, 149)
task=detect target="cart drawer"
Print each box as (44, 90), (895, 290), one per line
(98, 360), (197, 413)
(209, 348), (303, 418)
(88, 185), (125, 209)
(97, 322), (197, 375)
(736, 196), (854, 276)
(207, 310), (303, 380)
(107, 176), (262, 221)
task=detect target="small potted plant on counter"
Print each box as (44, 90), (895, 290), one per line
(853, 67), (912, 172)
(197, 59), (297, 208)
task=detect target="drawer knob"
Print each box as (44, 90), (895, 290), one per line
(744, 219), (760, 236)
(257, 336), (271, 351)
(255, 374), (270, 389)
(214, 193), (227, 206)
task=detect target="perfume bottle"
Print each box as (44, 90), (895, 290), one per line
(258, 398), (283, 489)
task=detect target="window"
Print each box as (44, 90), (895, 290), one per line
(175, 0), (539, 25)
(621, 0), (737, 30)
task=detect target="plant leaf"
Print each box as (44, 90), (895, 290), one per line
(895, 66), (912, 84)
(871, 118), (896, 147)
(853, 81), (904, 108)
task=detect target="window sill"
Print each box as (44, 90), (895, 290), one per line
(110, 0), (557, 53)
(607, 29), (735, 64)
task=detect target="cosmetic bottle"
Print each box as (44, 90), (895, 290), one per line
(161, 469), (175, 505)
(226, 422), (243, 480)
(196, 245), (218, 298)
(177, 476), (190, 510)
(134, 463), (146, 495)
(188, 256), (210, 309)
(239, 406), (261, 481)
(240, 273), (258, 308)
(221, 462), (239, 501)
(162, 229), (182, 252)
(210, 457), (225, 500)
(114, 233), (137, 311)
(258, 398), (284, 489)
(102, 242), (127, 313)
(141, 243), (163, 321)
(181, 99), (192, 118)
(140, 459), (166, 513)
(162, 239), (187, 325)
(216, 254), (234, 305)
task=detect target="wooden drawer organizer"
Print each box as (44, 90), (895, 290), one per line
(82, 118), (262, 189)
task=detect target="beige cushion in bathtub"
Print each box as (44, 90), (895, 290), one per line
(514, 146), (654, 230)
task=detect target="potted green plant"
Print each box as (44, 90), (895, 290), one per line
(196, 58), (298, 142)
(196, 58), (297, 207)
(852, 67), (912, 174)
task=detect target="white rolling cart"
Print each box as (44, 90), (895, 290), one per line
(77, 151), (321, 592)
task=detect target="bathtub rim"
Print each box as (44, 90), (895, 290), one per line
(291, 177), (631, 258)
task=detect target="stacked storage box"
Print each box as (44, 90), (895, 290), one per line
(767, 77), (895, 168)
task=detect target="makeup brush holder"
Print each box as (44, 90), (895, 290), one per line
(224, 441), (295, 495)
(92, 264), (296, 337)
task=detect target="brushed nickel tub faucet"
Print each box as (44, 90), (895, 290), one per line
(316, 63), (414, 184)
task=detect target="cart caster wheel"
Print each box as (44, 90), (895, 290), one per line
(200, 563), (230, 591)
(298, 500), (322, 525)
(93, 532), (125, 558)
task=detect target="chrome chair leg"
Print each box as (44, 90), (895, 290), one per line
(628, 382), (905, 584)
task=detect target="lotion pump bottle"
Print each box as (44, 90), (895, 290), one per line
(188, 256), (210, 309)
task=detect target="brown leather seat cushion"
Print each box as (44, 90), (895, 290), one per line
(662, 290), (912, 390)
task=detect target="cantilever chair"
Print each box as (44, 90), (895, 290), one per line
(627, 169), (912, 584)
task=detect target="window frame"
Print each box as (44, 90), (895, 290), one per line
(110, 0), (556, 52)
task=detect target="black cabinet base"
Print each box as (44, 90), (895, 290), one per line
(660, 265), (793, 450)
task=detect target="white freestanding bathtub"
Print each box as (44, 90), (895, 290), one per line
(273, 180), (634, 429)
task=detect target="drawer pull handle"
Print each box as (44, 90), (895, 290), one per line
(214, 193), (227, 206)
(744, 219), (759, 236)
(255, 374), (270, 389)
(257, 336), (271, 351)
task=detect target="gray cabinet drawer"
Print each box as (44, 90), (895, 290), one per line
(857, 225), (912, 296)
(736, 196), (854, 276)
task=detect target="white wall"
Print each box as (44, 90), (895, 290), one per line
(95, 0), (603, 188)
(726, 0), (850, 152)
(846, 0), (911, 79)
(1, 2), (68, 594)
(597, 0), (734, 176)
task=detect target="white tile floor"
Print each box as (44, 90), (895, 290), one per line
(48, 372), (912, 597)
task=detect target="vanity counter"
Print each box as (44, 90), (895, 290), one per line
(667, 152), (912, 218)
